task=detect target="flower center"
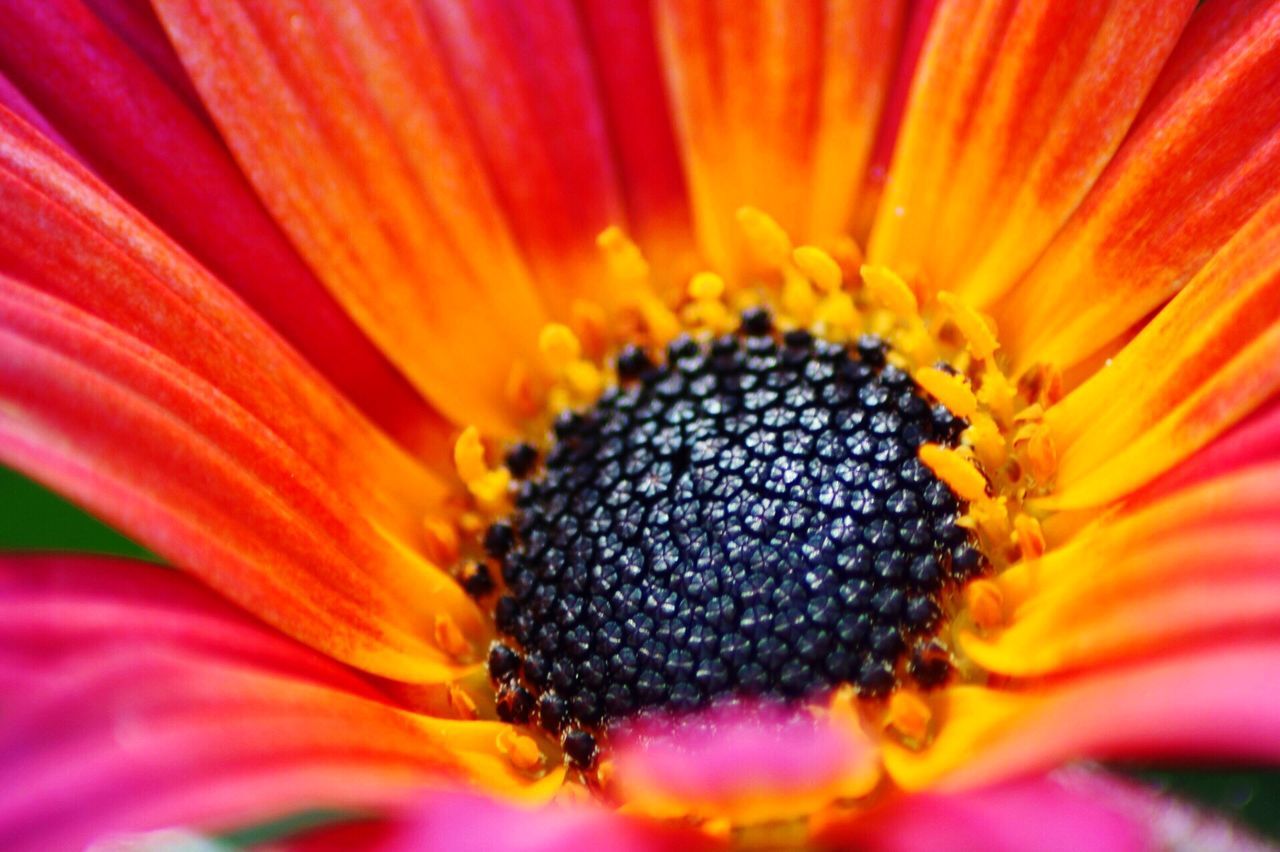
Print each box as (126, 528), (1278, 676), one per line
(473, 309), (984, 768)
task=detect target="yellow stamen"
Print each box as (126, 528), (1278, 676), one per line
(914, 367), (978, 419)
(860, 264), (918, 317)
(563, 360), (604, 401)
(936, 291), (998, 361)
(963, 412), (1008, 471)
(1014, 513), (1046, 561)
(596, 225), (650, 281)
(780, 269), (817, 326)
(1022, 423), (1058, 483)
(977, 363), (1017, 425)
(967, 580), (1005, 630)
(919, 444), (988, 502)
(814, 292), (858, 339)
(496, 729), (543, 772)
(448, 683), (478, 719)
(688, 271), (726, 302)
(422, 518), (460, 566)
(967, 495), (1011, 543)
(539, 323), (581, 371)
(886, 691), (932, 743)
(453, 425), (489, 485)
(792, 245), (843, 294)
(434, 613), (470, 658)
(736, 206), (793, 267)
(468, 467), (511, 513)
(638, 295), (680, 345)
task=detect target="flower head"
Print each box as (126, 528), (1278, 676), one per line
(2, 0), (1280, 849)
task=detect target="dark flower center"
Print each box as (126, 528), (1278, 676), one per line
(476, 310), (984, 767)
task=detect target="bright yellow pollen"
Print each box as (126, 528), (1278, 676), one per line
(735, 206), (793, 267)
(596, 225), (650, 281)
(539, 323), (582, 370)
(688, 271), (726, 301)
(937, 291), (999, 360)
(919, 443), (988, 501)
(497, 729), (543, 772)
(913, 367), (978, 419)
(860, 264), (919, 317)
(453, 425), (489, 485)
(792, 245), (843, 293)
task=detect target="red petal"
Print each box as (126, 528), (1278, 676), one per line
(154, 0), (554, 432)
(999, 0), (1280, 371)
(868, 0), (1194, 302)
(0, 555), (528, 852)
(0, 114), (484, 680)
(0, 0), (446, 457)
(655, 0), (908, 270)
(1043, 193), (1280, 508)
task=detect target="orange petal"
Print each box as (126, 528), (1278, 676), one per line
(1044, 194), (1280, 508)
(655, 0), (907, 271)
(885, 640), (1280, 792)
(154, 0), (551, 433)
(0, 115), (484, 680)
(868, 0), (1194, 300)
(0, 0), (450, 458)
(0, 555), (540, 851)
(999, 0), (1280, 372)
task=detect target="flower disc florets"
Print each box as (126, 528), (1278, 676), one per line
(474, 310), (986, 766)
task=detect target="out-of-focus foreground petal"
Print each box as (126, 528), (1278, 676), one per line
(0, 555), (544, 852)
(0, 108), (488, 682)
(0, 0), (448, 458)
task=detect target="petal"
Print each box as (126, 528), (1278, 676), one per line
(867, 0), (1194, 300)
(818, 771), (1152, 852)
(577, 0), (697, 287)
(413, 0), (636, 316)
(0, 113), (486, 680)
(1042, 193), (1280, 509)
(154, 0), (551, 432)
(383, 791), (715, 852)
(0, 555), (543, 852)
(998, 0), (1280, 372)
(884, 640), (1280, 792)
(611, 701), (880, 825)
(965, 464), (1280, 676)
(655, 0), (908, 270)
(0, 0), (446, 457)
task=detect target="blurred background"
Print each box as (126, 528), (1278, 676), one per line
(3, 461), (1278, 840)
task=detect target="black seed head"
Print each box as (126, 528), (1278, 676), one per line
(462, 562), (495, 598)
(562, 729), (598, 768)
(505, 442), (539, 479)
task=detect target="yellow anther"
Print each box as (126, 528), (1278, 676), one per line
(596, 226), (650, 281)
(1020, 423), (1058, 482)
(433, 613), (470, 658)
(467, 467), (511, 513)
(919, 443), (988, 502)
(736, 206), (793, 267)
(688, 270), (726, 302)
(564, 360), (603, 400)
(422, 518), (460, 566)
(448, 683), (478, 720)
(780, 269), (817, 326)
(1014, 513), (1046, 561)
(860, 264), (918, 317)
(967, 580), (1005, 630)
(453, 425), (489, 485)
(967, 495), (1010, 543)
(977, 362), (1017, 424)
(964, 412), (1008, 471)
(538, 323), (581, 371)
(913, 367), (978, 419)
(814, 292), (857, 338)
(886, 691), (932, 744)
(792, 245), (843, 293)
(496, 729), (543, 772)
(937, 291), (999, 361)
(638, 296), (680, 345)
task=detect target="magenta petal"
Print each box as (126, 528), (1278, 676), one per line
(824, 772), (1154, 852)
(384, 791), (715, 852)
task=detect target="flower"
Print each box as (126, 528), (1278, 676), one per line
(1, 0), (1279, 849)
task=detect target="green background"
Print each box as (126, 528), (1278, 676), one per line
(3, 463), (1279, 841)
